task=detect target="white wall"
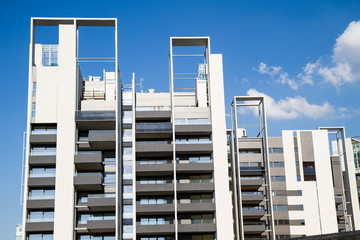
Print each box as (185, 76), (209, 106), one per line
(53, 23), (77, 240)
(209, 54), (234, 239)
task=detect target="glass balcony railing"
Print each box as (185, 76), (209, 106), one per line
(136, 123), (172, 133)
(242, 206), (265, 211)
(89, 130), (115, 134)
(136, 106), (171, 111)
(76, 151), (102, 155)
(241, 191), (263, 195)
(31, 129), (57, 135)
(75, 172), (103, 177)
(78, 193), (116, 203)
(29, 172), (56, 178)
(30, 148), (56, 156)
(175, 118), (210, 125)
(75, 111), (115, 121)
(136, 160), (173, 165)
(177, 179), (213, 183)
(136, 141), (171, 145)
(136, 179), (173, 184)
(78, 214), (115, 224)
(137, 219), (174, 225)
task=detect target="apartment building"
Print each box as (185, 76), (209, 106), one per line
(21, 18), (233, 240)
(228, 97), (360, 240)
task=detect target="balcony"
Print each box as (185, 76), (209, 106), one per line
(135, 107), (171, 121)
(27, 199), (54, 210)
(177, 202), (215, 213)
(75, 111), (115, 129)
(74, 173), (103, 191)
(242, 207), (265, 219)
(29, 155), (56, 166)
(136, 203), (175, 214)
(136, 183), (174, 195)
(243, 222), (266, 234)
(77, 217), (115, 233)
(75, 151), (103, 171)
(136, 141), (173, 157)
(29, 134), (56, 144)
(25, 222), (53, 232)
(88, 130), (115, 150)
(241, 192), (264, 204)
(240, 167), (264, 176)
(177, 182), (214, 193)
(178, 222), (216, 233)
(28, 172), (56, 187)
(87, 195), (116, 211)
(136, 123), (172, 133)
(176, 143), (212, 154)
(136, 224), (175, 235)
(175, 124), (212, 136)
(240, 177), (263, 190)
(136, 163), (173, 176)
(176, 163), (213, 173)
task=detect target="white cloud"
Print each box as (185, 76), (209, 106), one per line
(245, 88), (347, 120)
(256, 62), (299, 90)
(256, 21), (360, 89)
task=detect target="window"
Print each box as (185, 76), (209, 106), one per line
(42, 45), (58, 66)
(271, 176), (286, 182)
(104, 173), (116, 183)
(299, 205), (304, 211)
(32, 102), (36, 118)
(273, 205), (288, 211)
(29, 234), (53, 240)
(269, 148), (283, 154)
(29, 189), (55, 200)
(28, 211), (54, 222)
(32, 82), (37, 97)
(30, 168), (56, 177)
(271, 162), (284, 168)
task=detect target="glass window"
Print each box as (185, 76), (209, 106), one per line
(32, 102), (36, 118)
(32, 82), (37, 97)
(28, 234), (42, 240)
(43, 234), (53, 240)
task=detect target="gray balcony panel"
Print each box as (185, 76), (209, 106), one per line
(87, 220), (115, 233)
(243, 224), (266, 233)
(74, 176), (103, 191)
(27, 199), (54, 209)
(177, 183), (214, 193)
(29, 155), (56, 166)
(136, 111), (171, 120)
(136, 144), (173, 157)
(136, 204), (175, 214)
(88, 132), (115, 150)
(176, 163), (213, 173)
(29, 134), (57, 144)
(74, 153), (103, 171)
(176, 144), (212, 154)
(240, 179), (263, 190)
(28, 177), (55, 187)
(178, 223), (216, 233)
(337, 210), (345, 217)
(177, 203), (215, 213)
(136, 224), (175, 235)
(25, 222), (53, 232)
(241, 194), (264, 204)
(242, 210), (265, 219)
(175, 125), (212, 135)
(136, 184), (174, 195)
(88, 197), (115, 211)
(136, 164), (173, 176)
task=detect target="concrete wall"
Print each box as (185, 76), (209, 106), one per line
(53, 23), (77, 240)
(209, 53), (234, 239)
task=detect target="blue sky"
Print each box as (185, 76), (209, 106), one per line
(1, 0), (360, 238)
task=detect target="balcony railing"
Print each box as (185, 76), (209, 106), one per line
(30, 148), (56, 156)
(75, 111), (115, 121)
(136, 106), (171, 111)
(31, 129), (57, 135)
(136, 141), (172, 145)
(136, 123), (172, 133)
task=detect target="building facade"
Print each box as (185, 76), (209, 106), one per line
(228, 97), (360, 239)
(21, 17), (360, 240)
(21, 18), (233, 240)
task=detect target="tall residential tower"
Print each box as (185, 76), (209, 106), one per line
(21, 18), (233, 240)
